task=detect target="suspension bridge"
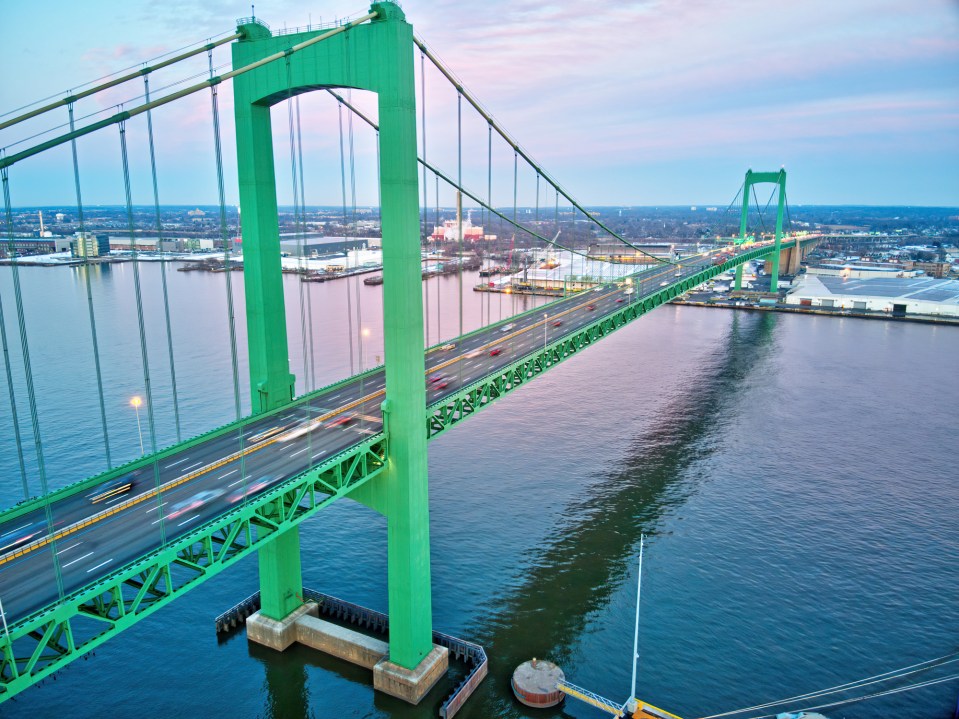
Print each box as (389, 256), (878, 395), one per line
(0, 2), (819, 707)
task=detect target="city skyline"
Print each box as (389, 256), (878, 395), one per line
(1, 0), (957, 207)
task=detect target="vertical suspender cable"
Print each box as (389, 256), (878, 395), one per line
(421, 50), (430, 347)
(4, 166), (66, 600)
(119, 119), (165, 549)
(210, 54), (242, 423)
(512, 150), (518, 320)
(143, 75), (182, 442)
(68, 102), (113, 468)
(0, 162), (29, 499)
(209, 52), (247, 497)
(286, 61), (309, 398)
(337, 101), (355, 375)
(435, 173), (441, 341)
(456, 91), (463, 341)
(295, 96), (316, 392)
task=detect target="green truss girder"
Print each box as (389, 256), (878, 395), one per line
(0, 238), (815, 701)
(0, 436), (387, 699)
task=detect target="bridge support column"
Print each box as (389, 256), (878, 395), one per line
(734, 263), (744, 291)
(375, 2), (438, 679)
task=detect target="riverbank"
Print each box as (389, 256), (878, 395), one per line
(671, 298), (959, 326)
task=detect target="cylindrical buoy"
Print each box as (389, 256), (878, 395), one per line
(511, 658), (565, 708)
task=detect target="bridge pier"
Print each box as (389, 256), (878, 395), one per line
(232, 3), (442, 704)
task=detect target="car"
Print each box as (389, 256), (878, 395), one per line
(88, 476), (136, 504)
(552, 320), (563, 327)
(586, 305), (596, 311)
(328, 415), (354, 427)
(501, 324), (514, 333)
(227, 476), (277, 504)
(660, 281), (669, 286)
(465, 350), (482, 358)
(489, 348), (503, 357)
(440, 343), (456, 351)
(428, 373), (449, 390)
(0, 520), (46, 556)
(616, 298), (625, 303)
(594, 286), (604, 292)
(167, 489), (225, 520)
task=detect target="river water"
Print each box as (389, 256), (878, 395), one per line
(0, 261), (956, 718)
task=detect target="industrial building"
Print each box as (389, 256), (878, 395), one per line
(276, 235), (373, 257)
(786, 275), (959, 318)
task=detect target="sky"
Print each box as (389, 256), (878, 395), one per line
(1, 0), (957, 207)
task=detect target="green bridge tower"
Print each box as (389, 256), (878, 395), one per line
(232, 1), (441, 698)
(733, 168), (787, 293)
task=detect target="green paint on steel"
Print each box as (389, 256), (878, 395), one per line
(0, 436), (387, 701)
(740, 169), (788, 293)
(231, 1), (433, 670)
(0, 236), (818, 701)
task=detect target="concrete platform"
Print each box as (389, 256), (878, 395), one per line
(373, 645), (449, 705)
(296, 614), (388, 669)
(248, 602), (449, 705)
(245, 601), (317, 651)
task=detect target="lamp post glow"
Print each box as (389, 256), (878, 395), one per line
(543, 313), (548, 365)
(130, 396), (144, 455)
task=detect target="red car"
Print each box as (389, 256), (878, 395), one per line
(586, 305), (596, 311)
(552, 320), (563, 327)
(328, 415), (354, 427)
(489, 348), (503, 357)
(616, 298), (625, 303)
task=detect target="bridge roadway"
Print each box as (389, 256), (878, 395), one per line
(0, 245), (768, 624)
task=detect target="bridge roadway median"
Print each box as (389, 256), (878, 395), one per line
(0, 239), (808, 699)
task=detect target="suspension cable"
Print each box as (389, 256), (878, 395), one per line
(0, 12), (378, 171)
(414, 35), (669, 265)
(420, 49), (430, 347)
(457, 90), (464, 342)
(0, 162), (29, 499)
(67, 102), (113, 468)
(0, 32), (242, 131)
(209, 55), (242, 425)
(295, 96), (316, 392)
(324, 88), (619, 265)
(143, 75), (182, 443)
(337, 100), (355, 375)
(3, 164), (66, 601)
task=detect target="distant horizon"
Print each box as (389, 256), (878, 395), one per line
(1, 1), (956, 207)
(7, 203), (959, 211)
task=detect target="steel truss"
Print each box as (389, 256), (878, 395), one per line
(0, 436), (386, 698)
(0, 239), (812, 700)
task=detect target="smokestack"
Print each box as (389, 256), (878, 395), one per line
(38, 210), (45, 235)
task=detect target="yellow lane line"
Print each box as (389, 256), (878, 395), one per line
(0, 263), (695, 567)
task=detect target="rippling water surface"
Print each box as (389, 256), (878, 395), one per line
(1, 264), (956, 718)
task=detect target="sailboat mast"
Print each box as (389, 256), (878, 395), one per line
(630, 534), (645, 705)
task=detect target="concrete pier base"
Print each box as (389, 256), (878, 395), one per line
(246, 601), (448, 704)
(246, 602), (317, 651)
(373, 645), (449, 705)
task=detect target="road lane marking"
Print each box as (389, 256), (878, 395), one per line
(62, 551), (94, 568)
(86, 558), (113, 573)
(312, 451), (326, 460)
(164, 457), (190, 469)
(0, 253), (772, 569)
(56, 542), (82, 555)
(289, 447), (310, 458)
(218, 469), (239, 480)
(0, 523), (32, 538)
(178, 461), (204, 473)
(227, 477), (246, 488)
(177, 515), (200, 527)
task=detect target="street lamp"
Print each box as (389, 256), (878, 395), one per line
(130, 395), (144, 455)
(543, 313), (548, 365)
(360, 327), (371, 371)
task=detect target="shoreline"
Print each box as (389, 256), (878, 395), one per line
(671, 299), (959, 326)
